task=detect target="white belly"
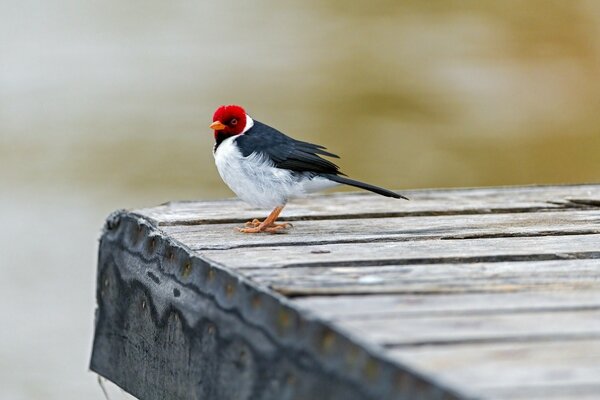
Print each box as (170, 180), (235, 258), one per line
(213, 136), (336, 208)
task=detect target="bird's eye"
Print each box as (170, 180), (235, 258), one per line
(230, 118), (238, 125)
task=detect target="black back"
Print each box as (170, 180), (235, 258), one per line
(235, 120), (345, 176)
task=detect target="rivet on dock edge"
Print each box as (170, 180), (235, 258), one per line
(207, 268), (216, 282)
(132, 224), (142, 242)
(277, 309), (291, 331)
(225, 282), (235, 298)
(182, 261), (192, 278)
(251, 294), (262, 309)
(320, 328), (335, 352)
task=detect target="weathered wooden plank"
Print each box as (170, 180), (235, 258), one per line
(94, 185), (600, 400)
(90, 212), (466, 400)
(486, 386), (600, 400)
(388, 340), (600, 399)
(334, 309), (600, 346)
(196, 234), (600, 270)
(245, 259), (600, 295)
(161, 209), (600, 250)
(135, 184), (600, 225)
(292, 291), (600, 319)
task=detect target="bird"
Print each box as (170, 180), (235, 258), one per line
(210, 104), (408, 233)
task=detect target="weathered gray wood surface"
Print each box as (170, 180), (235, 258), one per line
(91, 184), (600, 399)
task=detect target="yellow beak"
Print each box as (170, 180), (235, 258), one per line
(210, 121), (226, 130)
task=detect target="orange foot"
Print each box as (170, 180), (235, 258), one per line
(244, 219), (261, 227)
(237, 205), (292, 234)
(237, 221), (292, 234)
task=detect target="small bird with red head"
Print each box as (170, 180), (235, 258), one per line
(210, 104), (407, 233)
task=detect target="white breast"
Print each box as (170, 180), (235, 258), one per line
(213, 135), (337, 209)
(214, 136), (293, 208)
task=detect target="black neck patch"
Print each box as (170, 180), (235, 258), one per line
(214, 132), (234, 152)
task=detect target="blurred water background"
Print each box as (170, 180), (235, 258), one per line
(1, 1), (599, 399)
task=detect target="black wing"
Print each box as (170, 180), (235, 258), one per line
(236, 120), (345, 175)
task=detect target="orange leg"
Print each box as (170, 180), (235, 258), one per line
(238, 205), (292, 234)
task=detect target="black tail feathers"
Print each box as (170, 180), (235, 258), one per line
(322, 174), (408, 200)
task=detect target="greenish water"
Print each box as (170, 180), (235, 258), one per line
(1, 1), (599, 399)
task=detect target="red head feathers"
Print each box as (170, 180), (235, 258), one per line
(210, 105), (247, 136)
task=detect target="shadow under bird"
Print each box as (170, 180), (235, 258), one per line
(210, 104), (407, 233)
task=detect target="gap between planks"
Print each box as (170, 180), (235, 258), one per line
(290, 291), (600, 317)
(332, 309), (600, 347)
(137, 184), (600, 226)
(252, 258), (600, 296)
(153, 206), (585, 226)
(383, 333), (600, 348)
(192, 234), (600, 270)
(170, 230), (600, 251)
(163, 209), (600, 251)
(237, 251), (600, 270)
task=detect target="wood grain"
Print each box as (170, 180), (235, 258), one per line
(123, 184), (600, 399)
(389, 340), (600, 398)
(135, 184), (600, 225)
(292, 291), (600, 318)
(196, 234), (600, 269)
(335, 309), (600, 346)
(245, 259), (600, 296)
(161, 209), (600, 250)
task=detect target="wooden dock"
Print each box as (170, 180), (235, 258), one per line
(90, 184), (600, 399)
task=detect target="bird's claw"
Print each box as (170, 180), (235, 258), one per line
(271, 222), (293, 230)
(244, 219), (261, 227)
(237, 222), (292, 234)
